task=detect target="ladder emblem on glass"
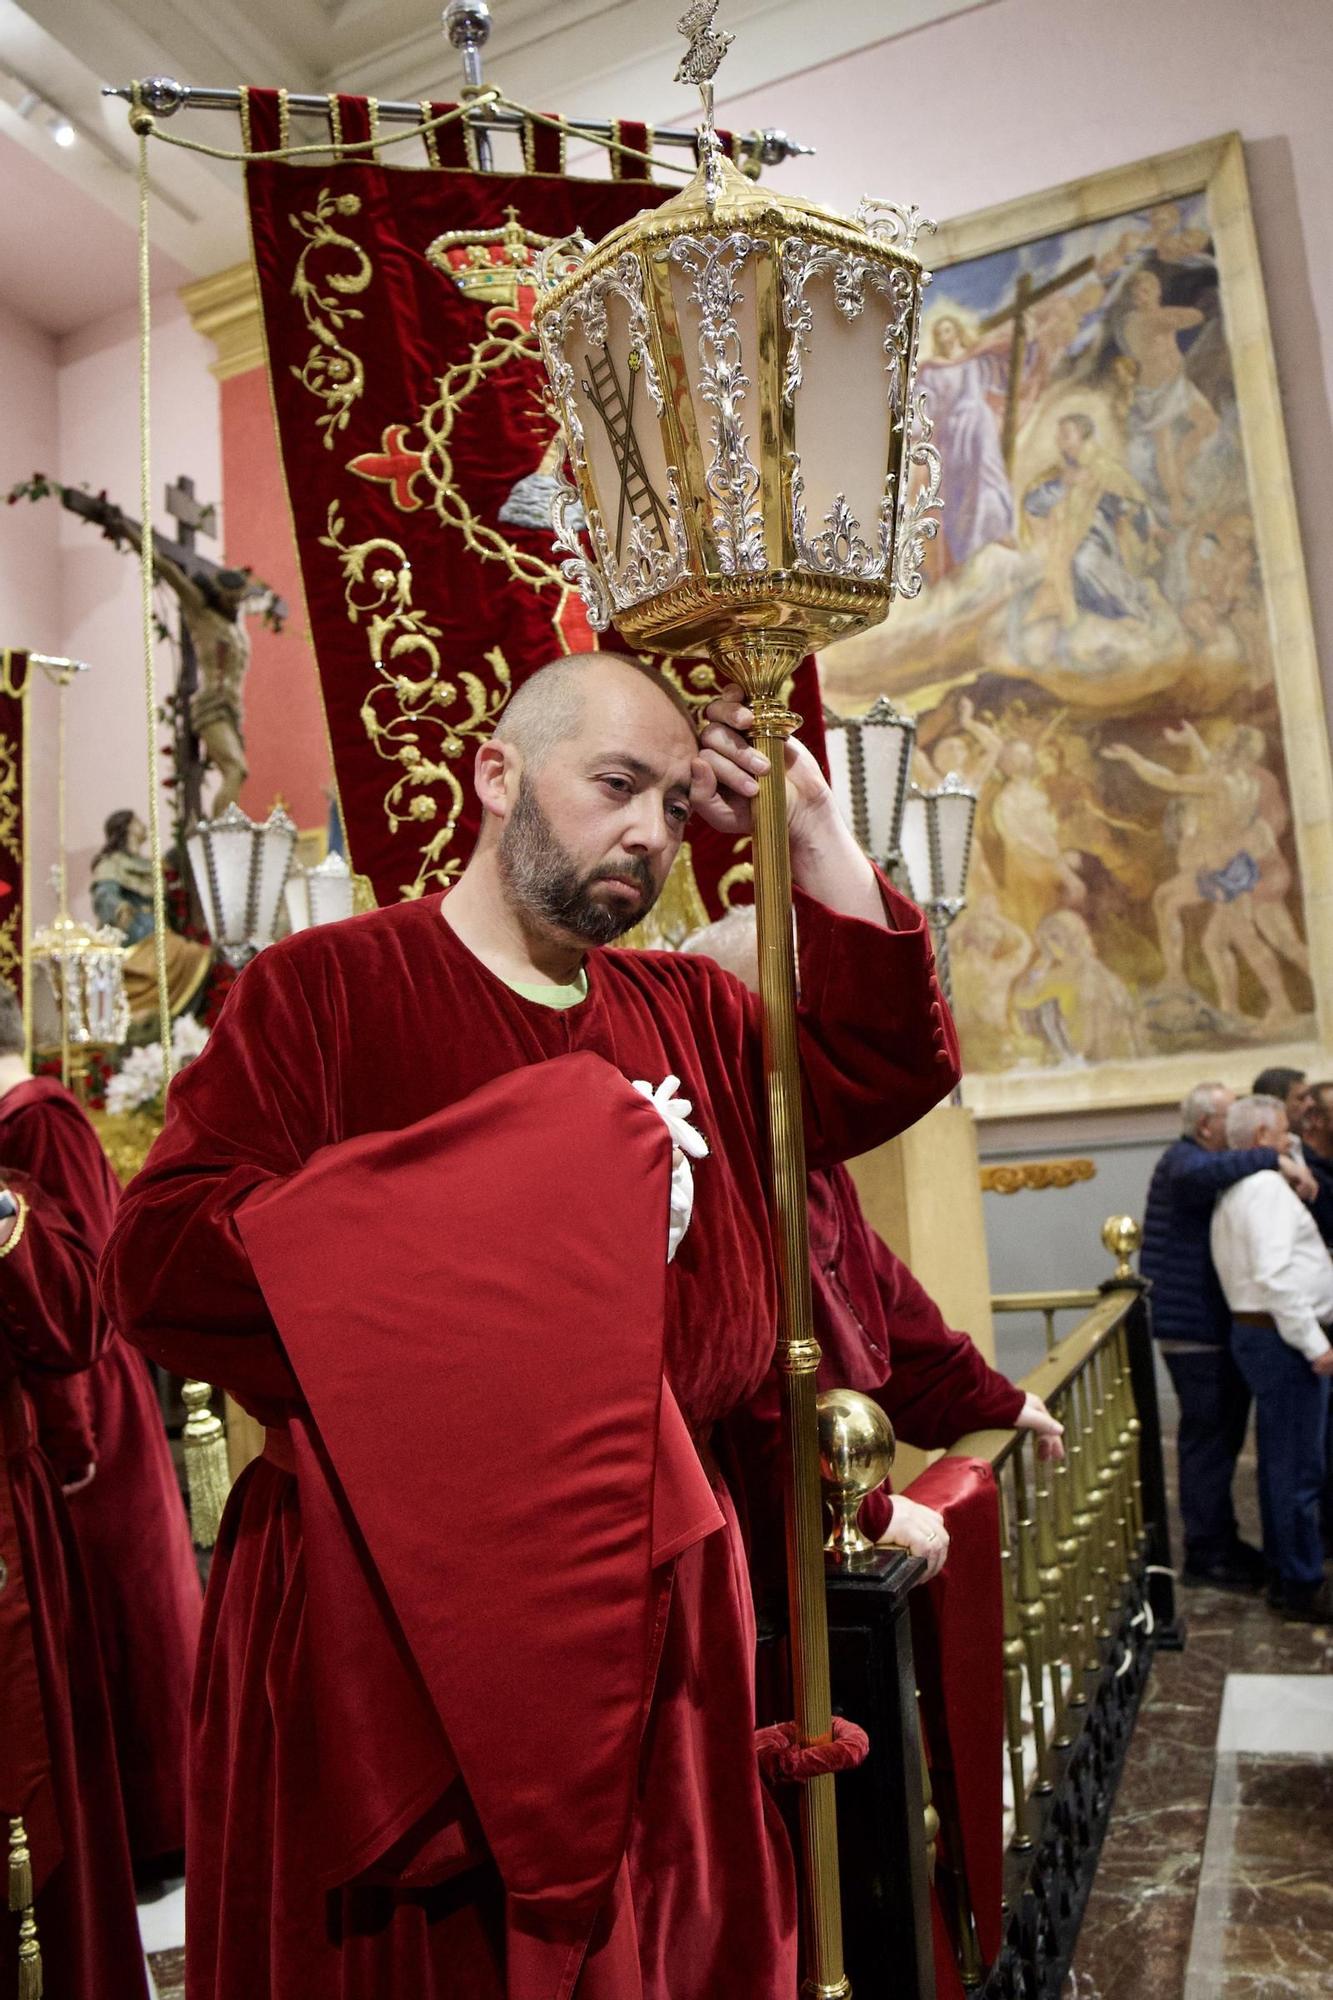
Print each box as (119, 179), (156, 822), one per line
(581, 346), (671, 560)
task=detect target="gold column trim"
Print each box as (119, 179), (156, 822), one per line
(181, 262), (265, 381)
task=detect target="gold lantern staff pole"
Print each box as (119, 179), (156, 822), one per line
(719, 635), (850, 1999)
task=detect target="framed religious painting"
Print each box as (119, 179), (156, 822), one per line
(821, 134), (1333, 1118)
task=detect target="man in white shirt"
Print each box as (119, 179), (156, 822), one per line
(1211, 1094), (1333, 1620)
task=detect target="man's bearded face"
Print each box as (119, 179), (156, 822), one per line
(498, 775), (659, 945)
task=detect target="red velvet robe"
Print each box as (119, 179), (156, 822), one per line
(0, 1171), (148, 2000)
(101, 880), (958, 2000)
(724, 1163), (1022, 1991)
(0, 1078), (201, 1866)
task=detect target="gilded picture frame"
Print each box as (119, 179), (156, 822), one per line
(821, 134), (1333, 1119)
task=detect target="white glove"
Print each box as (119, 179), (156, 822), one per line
(632, 1075), (709, 1263)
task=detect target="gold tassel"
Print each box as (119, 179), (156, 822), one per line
(181, 1379), (232, 1549)
(9, 1819), (41, 2000)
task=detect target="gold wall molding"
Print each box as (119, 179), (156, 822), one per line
(181, 261), (265, 381)
(980, 1158), (1097, 1196)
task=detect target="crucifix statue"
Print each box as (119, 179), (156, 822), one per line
(12, 471), (286, 828)
(979, 254), (1096, 468)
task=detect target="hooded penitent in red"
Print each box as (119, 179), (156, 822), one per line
(101, 879), (958, 1999)
(0, 1168), (148, 2000)
(0, 1077), (201, 1867)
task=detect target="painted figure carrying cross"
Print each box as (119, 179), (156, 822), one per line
(979, 255), (1096, 468)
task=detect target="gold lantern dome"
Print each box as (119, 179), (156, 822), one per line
(534, 144), (941, 690)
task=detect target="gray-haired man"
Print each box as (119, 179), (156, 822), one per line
(1140, 1081), (1314, 1589)
(1211, 1094), (1333, 1621)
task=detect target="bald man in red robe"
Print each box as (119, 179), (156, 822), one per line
(102, 656), (961, 2000)
(0, 1162), (148, 2000)
(0, 990), (201, 1873)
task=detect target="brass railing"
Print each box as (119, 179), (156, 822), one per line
(991, 1289), (1100, 1353)
(927, 1227), (1174, 1992)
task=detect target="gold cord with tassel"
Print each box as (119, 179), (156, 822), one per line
(181, 1380), (232, 1548)
(9, 1818), (42, 1999)
(134, 91), (231, 1547)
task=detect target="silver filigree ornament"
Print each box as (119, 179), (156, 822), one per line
(781, 239), (921, 582)
(788, 466), (892, 581)
(538, 252), (689, 619)
(854, 198), (937, 258)
(666, 232), (768, 575)
(893, 389), (943, 601)
(674, 0), (734, 86)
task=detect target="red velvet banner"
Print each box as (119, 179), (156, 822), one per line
(906, 1456), (1006, 1984)
(244, 93), (822, 913)
(0, 650), (29, 1024)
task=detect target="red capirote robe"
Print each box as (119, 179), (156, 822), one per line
(101, 877), (958, 2000)
(0, 1077), (201, 1866)
(0, 1170), (149, 2000)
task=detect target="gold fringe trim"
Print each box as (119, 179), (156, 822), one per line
(181, 1379), (232, 1549)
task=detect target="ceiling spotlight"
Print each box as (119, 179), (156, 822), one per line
(48, 114), (76, 147)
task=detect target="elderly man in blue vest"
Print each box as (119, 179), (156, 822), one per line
(1141, 1080), (1315, 1590)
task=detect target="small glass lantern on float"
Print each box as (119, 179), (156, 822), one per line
(186, 801), (297, 967)
(900, 775), (979, 1006)
(283, 849), (356, 933)
(822, 695), (918, 887)
(533, 9), (942, 1993)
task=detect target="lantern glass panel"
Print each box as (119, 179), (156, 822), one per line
(252, 823), (297, 951)
(931, 787), (978, 906)
(859, 718), (915, 865)
(823, 725), (857, 846)
(188, 823), (252, 951)
(789, 270), (895, 574)
(286, 855), (355, 933)
(665, 238), (767, 569)
(566, 289), (675, 576)
(899, 790), (931, 907)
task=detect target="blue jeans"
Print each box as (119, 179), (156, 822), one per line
(1160, 1346), (1251, 1563)
(1230, 1322), (1330, 1589)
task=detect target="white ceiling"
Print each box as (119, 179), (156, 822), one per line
(0, 0), (990, 335)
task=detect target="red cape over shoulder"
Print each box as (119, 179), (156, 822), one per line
(237, 1052), (722, 1946)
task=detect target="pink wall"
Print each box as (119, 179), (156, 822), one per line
(220, 368), (332, 835)
(0, 301), (62, 894)
(717, 0), (1333, 712)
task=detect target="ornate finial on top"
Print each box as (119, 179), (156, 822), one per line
(675, 1), (734, 87)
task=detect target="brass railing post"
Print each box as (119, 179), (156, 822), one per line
(1033, 1429), (1068, 1729)
(998, 1476), (1032, 1851)
(1011, 1445), (1050, 1783)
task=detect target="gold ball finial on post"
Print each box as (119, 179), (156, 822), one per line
(1101, 1214), (1142, 1284)
(817, 1389), (896, 1565)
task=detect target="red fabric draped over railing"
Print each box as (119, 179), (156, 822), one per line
(243, 91), (822, 911)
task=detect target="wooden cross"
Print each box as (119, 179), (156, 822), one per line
(164, 474), (218, 557)
(979, 255), (1096, 470)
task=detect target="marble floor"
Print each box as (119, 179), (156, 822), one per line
(1065, 1439), (1333, 2000)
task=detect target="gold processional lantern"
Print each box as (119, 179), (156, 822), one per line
(28, 656), (131, 1090)
(534, 12), (942, 1993)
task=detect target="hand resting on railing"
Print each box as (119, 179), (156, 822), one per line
(875, 1491), (950, 1578)
(1017, 1390), (1065, 1460)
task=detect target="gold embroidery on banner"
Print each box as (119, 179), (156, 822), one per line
(0, 731), (23, 985)
(420, 101), (441, 168)
(320, 505), (513, 899)
(289, 188), (372, 447)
